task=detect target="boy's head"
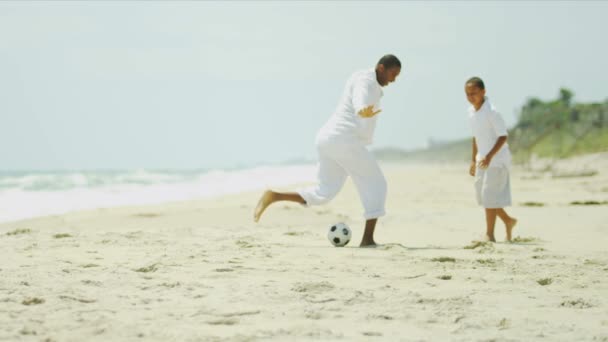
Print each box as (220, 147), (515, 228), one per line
(376, 54), (401, 87)
(465, 77), (486, 109)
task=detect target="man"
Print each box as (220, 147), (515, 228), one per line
(253, 54), (402, 247)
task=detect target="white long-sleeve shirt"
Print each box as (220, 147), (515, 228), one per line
(317, 68), (383, 146)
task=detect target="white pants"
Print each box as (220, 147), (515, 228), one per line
(297, 140), (387, 220)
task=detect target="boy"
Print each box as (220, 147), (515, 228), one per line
(253, 54), (402, 247)
(465, 77), (517, 242)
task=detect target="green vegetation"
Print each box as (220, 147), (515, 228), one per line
(511, 89), (608, 162)
(375, 89), (608, 162)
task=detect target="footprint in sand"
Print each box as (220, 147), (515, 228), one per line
(5, 228), (32, 236)
(81, 280), (102, 286)
(235, 239), (259, 248)
(475, 258), (501, 266)
(432, 257), (456, 263)
(560, 298), (594, 309)
(22, 297), (44, 305)
(464, 241), (497, 253)
(511, 236), (541, 244)
(59, 295), (96, 304)
(314, 209), (332, 215)
(367, 314), (394, 321)
(537, 278), (553, 286)
(284, 231), (307, 237)
(305, 310), (324, 320)
(583, 259), (606, 266)
(19, 327), (37, 336)
(132, 213), (161, 218)
(206, 318), (238, 325)
(291, 281), (335, 293)
(134, 264), (159, 273)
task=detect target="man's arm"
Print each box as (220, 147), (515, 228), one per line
(358, 105), (381, 118)
(477, 136), (507, 169)
(352, 77), (381, 118)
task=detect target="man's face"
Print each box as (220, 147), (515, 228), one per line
(377, 65), (401, 87)
(465, 83), (486, 108)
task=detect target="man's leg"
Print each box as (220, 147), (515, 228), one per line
(336, 144), (387, 247)
(253, 147), (346, 223)
(253, 191), (306, 222)
(360, 219), (377, 247)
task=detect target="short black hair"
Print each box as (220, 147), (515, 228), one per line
(377, 54), (401, 69)
(466, 77), (485, 90)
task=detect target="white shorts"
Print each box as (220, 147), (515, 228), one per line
(474, 166), (512, 208)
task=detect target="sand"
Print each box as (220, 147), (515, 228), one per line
(1, 155), (607, 341)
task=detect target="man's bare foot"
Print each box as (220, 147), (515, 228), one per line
(253, 190), (275, 222)
(506, 217), (518, 242)
(359, 240), (377, 247)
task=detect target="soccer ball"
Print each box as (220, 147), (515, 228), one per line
(327, 222), (352, 247)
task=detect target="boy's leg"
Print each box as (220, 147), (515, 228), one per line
(484, 208), (497, 242)
(496, 208), (517, 241)
(480, 166), (513, 242)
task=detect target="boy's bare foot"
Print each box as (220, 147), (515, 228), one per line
(483, 235), (496, 243)
(253, 190), (275, 222)
(506, 217), (518, 242)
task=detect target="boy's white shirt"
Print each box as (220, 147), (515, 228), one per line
(317, 68), (383, 145)
(468, 97), (512, 168)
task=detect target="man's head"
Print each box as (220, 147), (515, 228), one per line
(465, 76), (486, 109)
(375, 54), (401, 87)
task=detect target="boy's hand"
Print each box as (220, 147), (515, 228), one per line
(358, 105), (381, 118)
(477, 155), (492, 170)
(469, 161), (476, 176)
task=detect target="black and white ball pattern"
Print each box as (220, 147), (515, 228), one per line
(327, 222), (352, 247)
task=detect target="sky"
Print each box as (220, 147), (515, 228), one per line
(1, 1), (607, 170)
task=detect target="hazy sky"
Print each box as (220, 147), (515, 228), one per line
(1, 1), (607, 170)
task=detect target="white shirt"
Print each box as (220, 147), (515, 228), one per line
(317, 68), (383, 145)
(468, 97), (512, 168)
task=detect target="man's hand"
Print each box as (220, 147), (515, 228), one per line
(477, 155), (492, 170)
(358, 105), (381, 118)
(469, 161), (476, 176)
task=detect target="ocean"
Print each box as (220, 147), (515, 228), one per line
(0, 164), (317, 223)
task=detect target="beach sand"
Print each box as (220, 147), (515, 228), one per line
(1, 155), (607, 341)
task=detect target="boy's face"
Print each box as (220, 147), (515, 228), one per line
(465, 83), (486, 109)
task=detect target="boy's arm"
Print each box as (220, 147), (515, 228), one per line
(469, 138), (478, 176)
(478, 136), (508, 169)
